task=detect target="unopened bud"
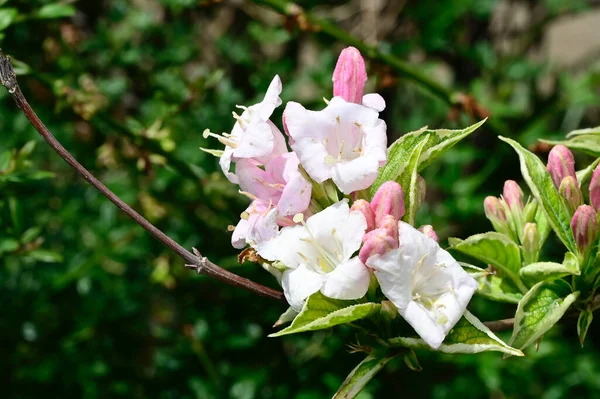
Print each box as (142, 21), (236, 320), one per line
(371, 181), (405, 225)
(359, 225), (399, 264)
(378, 215), (399, 241)
(351, 199), (376, 232)
(522, 222), (540, 264)
(571, 205), (598, 252)
(589, 164), (600, 211)
(547, 145), (576, 189)
(418, 225), (438, 242)
(503, 180), (524, 211)
(559, 176), (583, 214)
(484, 196), (507, 224)
(332, 46), (367, 104)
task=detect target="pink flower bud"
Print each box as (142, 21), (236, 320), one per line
(378, 215), (399, 241)
(589, 164), (600, 211)
(332, 46), (367, 104)
(418, 225), (439, 242)
(571, 205), (598, 251)
(351, 199), (376, 232)
(503, 180), (524, 210)
(559, 176), (583, 214)
(522, 222), (540, 264)
(484, 196), (507, 224)
(370, 181), (405, 225)
(547, 145), (576, 189)
(359, 225), (399, 265)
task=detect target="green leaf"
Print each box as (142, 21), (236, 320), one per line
(28, 249), (64, 263)
(272, 307), (298, 327)
(508, 280), (579, 351)
(567, 126), (600, 137)
(0, 8), (17, 31)
(0, 238), (19, 254)
(34, 4), (76, 19)
(388, 311), (523, 356)
(500, 137), (577, 254)
(460, 262), (490, 278)
(371, 119), (486, 196)
(333, 352), (400, 399)
(576, 158), (600, 186)
(21, 226), (41, 244)
(450, 232), (524, 291)
(577, 309), (593, 347)
(269, 292), (380, 337)
(477, 273), (524, 304)
(519, 253), (580, 283)
(541, 136), (600, 157)
(398, 135), (429, 225)
(403, 349), (422, 371)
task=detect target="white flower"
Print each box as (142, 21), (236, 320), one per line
(283, 97), (387, 194)
(366, 222), (478, 349)
(257, 200), (370, 310)
(205, 75), (287, 183)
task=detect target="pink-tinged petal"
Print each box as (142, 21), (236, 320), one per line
(332, 46), (367, 104)
(282, 265), (324, 311)
(321, 257), (370, 300)
(351, 200), (376, 231)
(359, 226), (398, 264)
(267, 121), (288, 159)
(246, 208), (279, 247)
(278, 168), (311, 216)
(331, 155), (380, 194)
(237, 159), (281, 202)
(362, 93), (386, 111)
(233, 120), (274, 159)
(371, 181), (405, 224)
(256, 75), (283, 121)
(231, 218), (250, 249)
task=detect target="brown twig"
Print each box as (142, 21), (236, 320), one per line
(0, 50), (285, 302)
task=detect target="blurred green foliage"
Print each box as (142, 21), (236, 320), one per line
(1, 0), (600, 398)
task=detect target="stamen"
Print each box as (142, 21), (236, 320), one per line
(239, 190), (258, 201)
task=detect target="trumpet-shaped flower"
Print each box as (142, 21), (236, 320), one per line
(206, 76), (287, 183)
(257, 200), (370, 310)
(366, 222), (478, 349)
(231, 200), (279, 249)
(283, 97), (387, 194)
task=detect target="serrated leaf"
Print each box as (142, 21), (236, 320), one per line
(450, 232), (524, 290)
(371, 119), (486, 196)
(34, 4), (76, 19)
(398, 135), (429, 225)
(388, 311), (523, 356)
(519, 253), (580, 283)
(500, 137), (577, 254)
(577, 309), (593, 347)
(541, 136), (600, 157)
(0, 8), (17, 31)
(508, 280), (579, 351)
(269, 292), (380, 337)
(333, 352), (400, 399)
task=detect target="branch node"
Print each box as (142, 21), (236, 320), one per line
(0, 50), (18, 94)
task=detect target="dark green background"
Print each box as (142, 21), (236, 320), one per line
(1, 0), (600, 397)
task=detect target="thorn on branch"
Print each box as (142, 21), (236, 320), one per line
(0, 50), (18, 94)
(185, 247), (208, 275)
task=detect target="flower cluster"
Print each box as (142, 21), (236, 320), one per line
(205, 47), (478, 349)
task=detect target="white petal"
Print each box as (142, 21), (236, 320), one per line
(321, 257), (370, 300)
(256, 75), (283, 121)
(341, 210), (368, 258)
(367, 248), (413, 310)
(246, 208), (279, 247)
(291, 138), (332, 182)
(305, 199), (350, 237)
(233, 120), (274, 159)
(362, 93), (386, 111)
(402, 301), (447, 349)
(362, 119), (388, 165)
(256, 224), (313, 268)
(231, 218), (250, 249)
(331, 156), (380, 194)
(328, 97), (379, 127)
(219, 147), (239, 184)
(277, 168), (312, 216)
(282, 265), (324, 311)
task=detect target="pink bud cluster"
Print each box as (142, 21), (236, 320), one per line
(547, 145), (600, 252)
